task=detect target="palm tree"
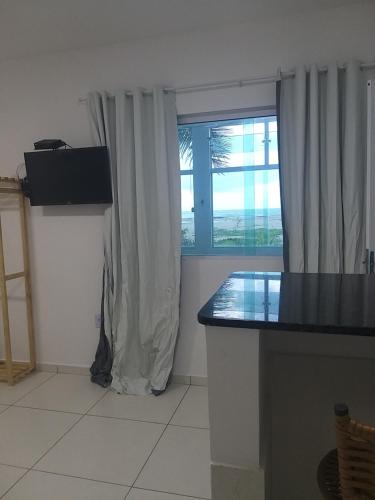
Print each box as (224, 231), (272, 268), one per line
(178, 125), (232, 169)
(210, 126), (232, 168)
(178, 127), (194, 168)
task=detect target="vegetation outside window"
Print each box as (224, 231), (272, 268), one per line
(179, 112), (283, 256)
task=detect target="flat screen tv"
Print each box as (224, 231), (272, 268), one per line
(24, 146), (112, 206)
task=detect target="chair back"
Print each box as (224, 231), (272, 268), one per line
(335, 404), (375, 499)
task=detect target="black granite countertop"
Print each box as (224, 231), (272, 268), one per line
(198, 272), (375, 335)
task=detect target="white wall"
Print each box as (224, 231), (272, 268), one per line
(0, 2), (374, 376)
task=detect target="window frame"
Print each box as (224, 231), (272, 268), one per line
(178, 107), (282, 257)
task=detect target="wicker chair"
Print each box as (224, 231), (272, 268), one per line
(318, 404), (375, 499)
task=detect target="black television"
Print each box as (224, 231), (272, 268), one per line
(24, 146), (112, 206)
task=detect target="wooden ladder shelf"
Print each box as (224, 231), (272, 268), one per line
(0, 176), (36, 384)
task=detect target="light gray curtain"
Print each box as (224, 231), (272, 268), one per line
(87, 88), (181, 395)
(278, 61), (366, 273)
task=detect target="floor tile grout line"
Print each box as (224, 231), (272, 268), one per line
(5, 371), (57, 407)
(124, 424), (168, 497)
(30, 413), (86, 470)
(168, 422), (209, 430)
(0, 405), (9, 415)
(9, 372), (100, 408)
(86, 413), (174, 424)
(11, 373), (109, 416)
(11, 404), (84, 416)
(84, 412), (208, 429)
(28, 385), (109, 472)
(1, 404), (208, 428)
(0, 466), (30, 499)
(0, 464), (28, 471)
(3, 376), (193, 416)
(0, 466), (208, 500)
(0, 461), (33, 475)
(124, 383), (192, 499)
(0, 385), (111, 496)
(0, 469), (209, 500)
(6, 371), (96, 408)
(24, 468), (132, 488)
(129, 486), (209, 500)
(83, 386), (110, 416)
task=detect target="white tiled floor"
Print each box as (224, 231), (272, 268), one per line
(2, 471), (129, 500)
(127, 489), (202, 500)
(0, 372), (55, 405)
(0, 466), (27, 498)
(0, 407), (80, 468)
(171, 386), (210, 429)
(135, 426), (211, 499)
(15, 373), (105, 414)
(88, 384), (189, 423)
(0, 373), (211, 499)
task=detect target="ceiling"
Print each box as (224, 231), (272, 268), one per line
(0, 0), (366, 61)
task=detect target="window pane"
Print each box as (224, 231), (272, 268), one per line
(269, 120), (278, 133)
(212, 170), (283, 248)
(181, 174), (195, 246)
(269, 131), (279, 165)
(268, 279), (281, 320)
(210, 117), (266, 169)
(178, 127), (193, 170)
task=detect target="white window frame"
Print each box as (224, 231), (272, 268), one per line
(178, 107), (282, 256)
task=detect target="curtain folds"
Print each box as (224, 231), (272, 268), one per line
(88, 89), (181, 395)
(277, 62), (366, 273)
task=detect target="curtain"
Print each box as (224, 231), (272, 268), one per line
(277, 62), (366, 273)
(87, 88), (181, 395)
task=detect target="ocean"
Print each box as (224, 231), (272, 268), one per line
(182, 208), (282, 230)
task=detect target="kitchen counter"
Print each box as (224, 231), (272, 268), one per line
(199, 272), (375, 500)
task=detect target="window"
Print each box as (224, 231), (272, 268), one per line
(179, 111), (283, 255)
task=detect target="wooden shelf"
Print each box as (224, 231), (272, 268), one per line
(0, 361), (34, 383)
(0, 176), (36, 385)
(5, 271), (25, 281)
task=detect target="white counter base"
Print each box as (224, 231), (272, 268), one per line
(211, 463), (264, 500)
(206, 326), (263, 500)
(205, 325), (375, 500)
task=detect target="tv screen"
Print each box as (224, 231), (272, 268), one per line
(24, 146), (112, 206)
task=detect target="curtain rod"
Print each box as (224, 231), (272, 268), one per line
(78, 61), (375, 103)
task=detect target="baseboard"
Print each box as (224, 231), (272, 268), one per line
(171, 374), (208, 386)
(190, 375), (208, 386)
(36, 363), (58, 373)
(36, 364), (206, 384)
(171, 374), (191, 385)
(37, 363), (90, 376)
(211, 462), (264, 500)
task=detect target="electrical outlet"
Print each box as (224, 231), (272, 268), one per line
(95, 313), (101, 328)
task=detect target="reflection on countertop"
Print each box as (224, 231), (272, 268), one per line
(198, 272), (375, 336)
